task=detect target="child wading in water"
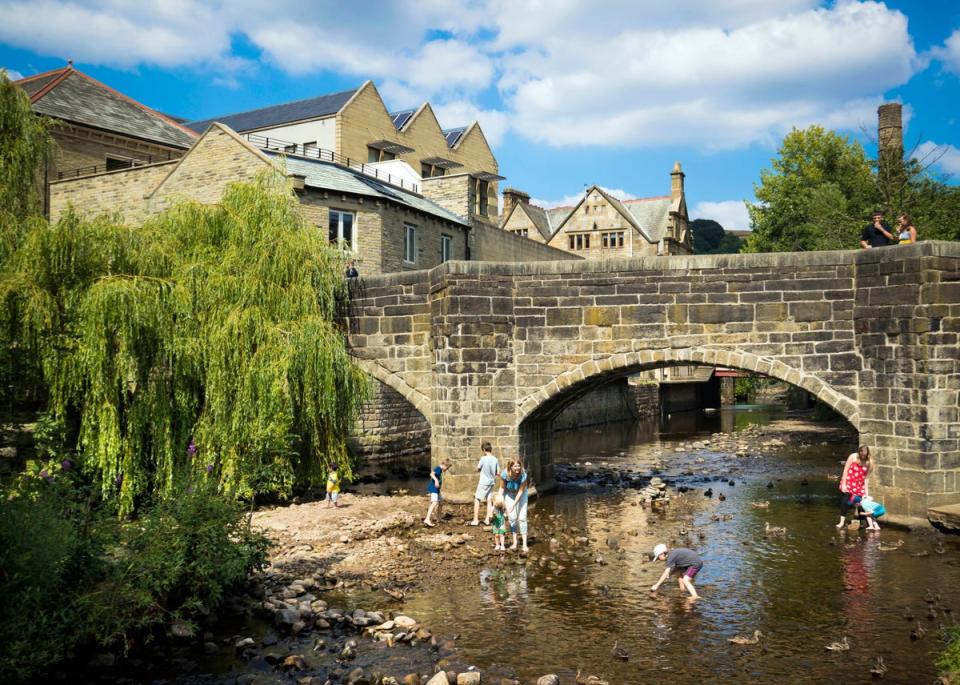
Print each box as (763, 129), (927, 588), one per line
(650, 543), (702, 600)
(325, 465), (340, 508)
(424, 459), (452, 527)
(491, 494), (507, 551)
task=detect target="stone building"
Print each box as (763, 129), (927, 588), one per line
(186, 81), (503, 221)
(500, 162), (692, 258)
(14, 63), (197, 215)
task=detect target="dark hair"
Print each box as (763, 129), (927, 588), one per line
(872, 209), (884, 217)
(898, 213), (912, 224)
(857, 445), (871, 469)
(481, 441), (492, 453)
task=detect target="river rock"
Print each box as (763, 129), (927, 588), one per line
(394, 615), (418, 629)
(402, 675), (420, 685)
(426, 673), (450, 685)
(537, 676), (559, 685)
(169, 620), (195, 639)
(282, 655), (307, 670)
(457, 672), (481, 684)
(235, 637), (255, 650)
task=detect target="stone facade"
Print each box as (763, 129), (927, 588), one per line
(553, 379), (645, 430)
(49, 160), (177, 224)
(51, 122), (184, 179)
(346, 242), (960, 518)
(350, 381), (431, 461)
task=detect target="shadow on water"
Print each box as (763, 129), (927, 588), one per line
(391, 406), (958, 684)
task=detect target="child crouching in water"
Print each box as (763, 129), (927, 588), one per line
(491, 494), (507, 551)
(650, 543), (702, 600)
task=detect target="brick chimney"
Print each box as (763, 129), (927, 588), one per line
(501, 187), (530, 221)
(878, 103), (903, 155)
(670, 161), (685, 202)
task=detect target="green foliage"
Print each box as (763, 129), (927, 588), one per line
(744, 126), (877, 253)
(2, 174), (368, 514)
(734, 376), (759, 403)
(938, 624), (960, 681)
(691, 218), (742, 254)
(0, 472), (268, 682)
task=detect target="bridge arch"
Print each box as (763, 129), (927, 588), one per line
(517, 347), (860, 429)
(351, 357), (432, 421)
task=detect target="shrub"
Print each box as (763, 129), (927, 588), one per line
(939, 625), (960, 682)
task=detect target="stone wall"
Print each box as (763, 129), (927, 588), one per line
(627, 382), (660, 419)
(49, 160), (177, 222)
(553, 378), (638, 430)
(349, 380), (431, 461)
(470, 222), (580, 263)
(347, 243), (960, 515)
(52, 122), (186, 178)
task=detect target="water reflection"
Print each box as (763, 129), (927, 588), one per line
(397, 408), (957, 684)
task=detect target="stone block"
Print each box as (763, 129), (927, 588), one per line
(789, 301), (831, 322)
(756, 303), (787, 321)
(547, 308), (581, 326)
(687, 304), (753, 324)
(583, 306), (619, 327)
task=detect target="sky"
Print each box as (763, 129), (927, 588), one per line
(2, 0), (959, 230)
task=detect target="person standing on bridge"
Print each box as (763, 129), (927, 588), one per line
(498, 459), (530, 553)
(470, 441), (500, 526)
(860, 210), (894, 249)
(837, 445), (879, 531)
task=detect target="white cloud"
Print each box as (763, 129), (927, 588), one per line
(2, 67), (23, 80)
(932, 27), (960, 76)
(432, 100), (510, 147)
(915, 141), (960, 176)
(0, 0), (930, 152)
(692, 200), (751, 231)
(532, 186), (635, 209)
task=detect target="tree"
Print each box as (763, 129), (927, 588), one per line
(743, 126), (877, 253)
(1, 174), (368, 514)
(691, 218), (742, 254)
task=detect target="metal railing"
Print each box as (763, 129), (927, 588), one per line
(56, 151), (178, 180)
(242, 133), (420, 194)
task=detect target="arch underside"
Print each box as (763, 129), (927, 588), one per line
(351, 357), (432, 421)
(518, 348), (859, 430)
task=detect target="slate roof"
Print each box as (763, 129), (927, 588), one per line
(505, 203), (573, 241)
(263, 150), (468, 227)
(186, 87), (359, 133)
(622, 196), (673, 242)
(16, 66), (197, 148)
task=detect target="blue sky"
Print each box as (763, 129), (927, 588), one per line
(2, 0), (959, 230)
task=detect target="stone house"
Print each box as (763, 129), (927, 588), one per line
(49, 123), (570, 275)
(500, 162), (692, 258)
(14, 62), (198, 215)
(186, 81), (503, 222)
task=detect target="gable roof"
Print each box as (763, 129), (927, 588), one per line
(622, 196), (673, 242)
(503, 201), (573, 241)
(442, 127), (466, 147)
(186, 86), (359, 133)
(390, 109), (416, 130)
(16, 65), (197, 148)
(263, 150), (468, 227)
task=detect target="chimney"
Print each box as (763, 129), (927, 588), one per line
(878, 103), (903, 155)
(289, 173), (306, 193)
(501, 187), (530, 221)
(670, 161), (685, 202)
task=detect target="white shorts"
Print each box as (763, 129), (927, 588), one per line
(430, 492), (441, 503)
(326, 491), (338, 502)
(475, 481), (494, 501)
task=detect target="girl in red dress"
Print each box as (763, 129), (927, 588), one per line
(837, 445), (879, 530)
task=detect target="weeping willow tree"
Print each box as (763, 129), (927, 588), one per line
(1, 173), (368, 514)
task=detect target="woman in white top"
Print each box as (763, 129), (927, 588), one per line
(896, 214), (917, 244)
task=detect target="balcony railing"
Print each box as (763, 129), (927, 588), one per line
(56, 152), (178, 180)
(242, 133), (420, 194)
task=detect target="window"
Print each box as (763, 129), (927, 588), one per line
(303, 141), (317, 156)
(283, 143), (298, 154)
(420, 162), (445, 178)
(328, 209), (355, 251)
(367, 147), (397, 163)
(441, 234), (452, 262)
(404, 224), (417, 264)
(602, 231), (625, 248)
(476, 179), (489, 216)
(513, 228), (529, 238)
(105, 155), (132, 171)
(585, 205), (591, 214)
(568, 233), (590, 250)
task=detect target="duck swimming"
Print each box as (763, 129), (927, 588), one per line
(825, 636), (850, 651)
(764, 522), (787, 536)
(728, 630), (764, 645)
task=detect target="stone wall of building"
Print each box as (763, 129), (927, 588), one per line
(501, 204), (548, 244)
(470, 222), (579, 263)
(51, 123), (185, 178)
(627, 381), (660, 419)
(48, 160), (178, 222)
(349, 380), (431, 461)
(421, 174), (473, 222)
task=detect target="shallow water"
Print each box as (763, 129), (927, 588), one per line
(391, 407), (960, 684)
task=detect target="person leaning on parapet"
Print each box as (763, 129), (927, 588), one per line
(469, 441), (500, 526)
(344, 259), (359, 278)
(860, 210), (894, 249)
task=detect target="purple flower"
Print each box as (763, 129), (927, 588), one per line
(186, 440), (197, 457)
(39, 469), (49, 479)
(61, 459), (73, 470)
(205, 464), (214, 474)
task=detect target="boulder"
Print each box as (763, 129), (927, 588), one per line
(457, 672), (481, 684)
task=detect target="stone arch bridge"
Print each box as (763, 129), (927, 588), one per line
(346, 242), (960, 518)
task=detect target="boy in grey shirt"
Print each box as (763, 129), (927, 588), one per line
(470, 441), (500, 526)
(650, 543), (703, 600)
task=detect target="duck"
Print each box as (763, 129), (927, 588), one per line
(704, 488), (714, 498)
(902, 607), (915, 622)
(825, 636), (850, 652)
(610, 640), (630, 661)
(764, 522), (787, 537)
(870, 655), (887, 679)
(934, 542), (946, 555)
(911, 622), (926, 640)
(718, 493), (726, 502)
(575, 669), (609, 685)
(728, 630), (764, 645)
(877, 539), (904, 551)
(910, 550), (929, 558)
(751, 501), (770, 509)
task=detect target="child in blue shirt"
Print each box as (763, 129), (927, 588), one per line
(424, 459), (452, 527)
